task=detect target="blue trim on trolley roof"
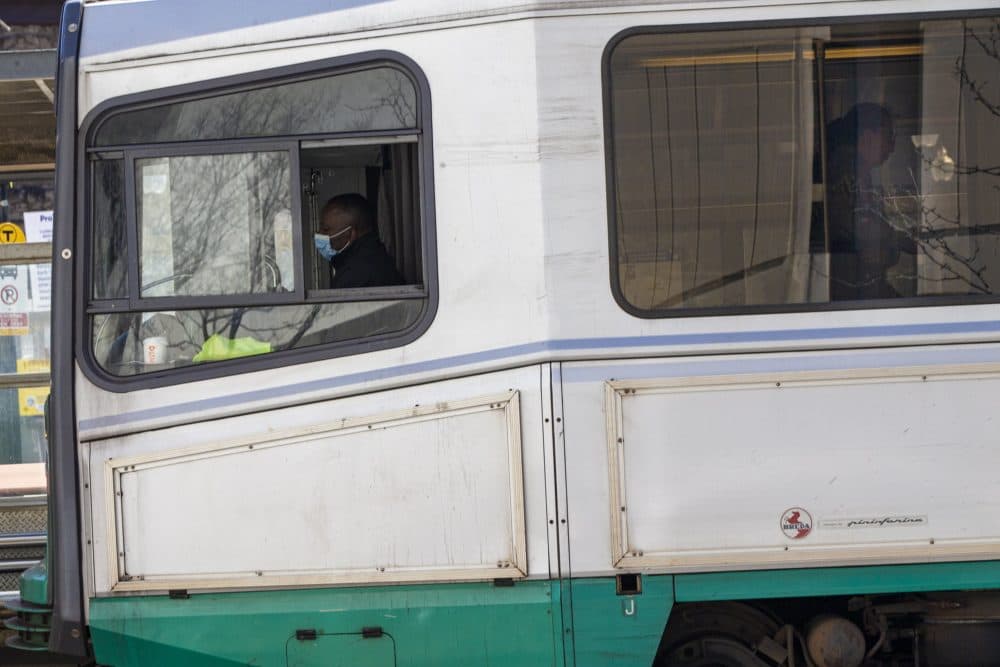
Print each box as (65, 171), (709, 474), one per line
(80, 0), (390, 59)
(77, 319), (1000, 432)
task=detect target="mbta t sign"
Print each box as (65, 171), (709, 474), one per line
(0, 222), (26, 244)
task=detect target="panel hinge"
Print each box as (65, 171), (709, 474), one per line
(493, 577), (515, 587)
(295, 629), (318, 641)
(168, 589), (189, 600)
(362, 626), (383, 639)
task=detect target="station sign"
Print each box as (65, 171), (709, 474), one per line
(0, 262), (30, 336)
(0, 222), (26, 244)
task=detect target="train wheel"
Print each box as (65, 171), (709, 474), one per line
(660, 636), (775, 666)
(654, 602), (783, 667)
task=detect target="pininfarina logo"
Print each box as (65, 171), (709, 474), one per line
(819, 515), (928, 529)
(780, 507), (812, 539)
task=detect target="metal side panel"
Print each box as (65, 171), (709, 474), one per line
(563, 352), (1000, 575)
(86, 366), (548, 594)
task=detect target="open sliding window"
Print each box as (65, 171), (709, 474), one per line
(606, 16), (1000, 315)
(85, 59), (433, 383)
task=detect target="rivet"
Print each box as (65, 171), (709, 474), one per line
(71, 628), (80, 638)
(61, 248), (72, 259)
(68, 23), (78, 33)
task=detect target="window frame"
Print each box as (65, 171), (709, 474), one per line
(76, 51), (437, 392)
(603, 10), (1000, 319)
(121, 139), (303, 311)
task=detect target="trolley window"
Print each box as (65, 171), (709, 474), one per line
(85, 60), (432, 383)
(606, 17), (1000, 315)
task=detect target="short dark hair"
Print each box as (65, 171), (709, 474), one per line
(828, 103), (894, 147)
(322, 193), (374, 231)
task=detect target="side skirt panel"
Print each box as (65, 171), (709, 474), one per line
(89, 580), (560, 667)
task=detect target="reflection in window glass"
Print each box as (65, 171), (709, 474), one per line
(0, 175), (54, 227)
(92, 300), (423, 376)
(137, 151), (292, 298)
(92, 159), (126, 299)
(0, 263), (50, 489)
(608, 18), (1000, 312)
(95, 67), (417, 146)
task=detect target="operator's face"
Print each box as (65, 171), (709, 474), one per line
(859, 122), (895, 169)
(320, 209), (354, 252)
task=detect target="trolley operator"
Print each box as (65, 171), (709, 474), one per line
(313, 193), (404, 288)
(825, 103), (917, 300)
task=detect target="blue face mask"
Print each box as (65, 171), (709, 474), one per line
(314, 226), (352, 262)
(314, 234), (335, 261)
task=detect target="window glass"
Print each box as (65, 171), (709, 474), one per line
(136, 151), (293, 298)
(93, 300), (423, 376)
(95, 67), (417, 146)
(0, 80), (56, 168)
(608, 18), (1000, 312)
(0, 262), (50, 467)
(0, 259), (50, 543)
(86, 63), (430, 382)
(1, 175), (54, 226)
(92, 159), (127, 299)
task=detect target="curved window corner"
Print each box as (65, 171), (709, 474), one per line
(606, 16), (1000, 317)
(82, 57), (434, 387)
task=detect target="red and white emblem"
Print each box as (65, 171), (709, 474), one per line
(781, 507), (813, 539)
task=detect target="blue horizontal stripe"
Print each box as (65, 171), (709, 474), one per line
(561, 345), (1000, 383)
(78, 319), (1000, 432)
(81, 0), (391, 59)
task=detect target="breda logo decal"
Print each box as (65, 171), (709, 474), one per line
(781, 507), (812, 539)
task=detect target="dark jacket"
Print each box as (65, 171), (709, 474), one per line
(825, 150), (916, 301)
(330, 232), (404, 288)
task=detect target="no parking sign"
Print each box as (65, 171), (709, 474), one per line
(0, 262), (29, 336)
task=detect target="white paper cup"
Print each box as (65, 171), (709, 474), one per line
(143, 336), (168, 364)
